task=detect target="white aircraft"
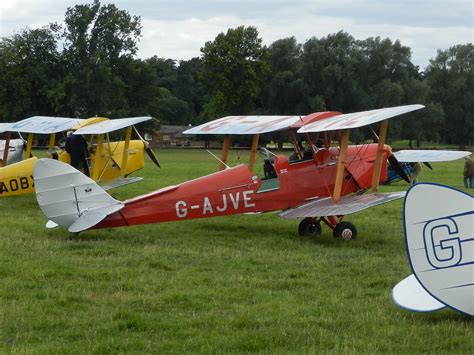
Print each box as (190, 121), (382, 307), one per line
(0, 123), (25, 166)
(392, 183), (473, 316)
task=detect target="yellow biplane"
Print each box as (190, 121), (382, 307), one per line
(0, 116), (160, 197)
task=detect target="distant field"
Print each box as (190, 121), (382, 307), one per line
(0, 149), (472, 353)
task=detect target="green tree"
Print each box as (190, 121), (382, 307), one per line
(155, 94), (192, 125)
(425, 44), (474, 149)
(119, 57), (161, 127)
(200, 26), (270, 119)
(175, 58), (208, 122)
(0, 24), (61, 120)
(145, 57), (178, 92)
(357, 37), (418, 89)
(264, 37), (307, 114)
(300, 31), (372, 112)
(59, 0), (142, 117)
(119, 58), (193, 127)
(356, 37), (430, 143)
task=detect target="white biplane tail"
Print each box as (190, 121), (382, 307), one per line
(34, 159), (124, 233)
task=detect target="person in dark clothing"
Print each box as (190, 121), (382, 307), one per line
(65, 131), (90, 177)
(463, 157), (474, 189)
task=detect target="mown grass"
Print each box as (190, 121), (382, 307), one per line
(1, 149), (472, 353)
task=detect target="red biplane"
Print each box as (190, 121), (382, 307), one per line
(33, 104), (470, 237)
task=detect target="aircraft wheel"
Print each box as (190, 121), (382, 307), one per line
(298, 218), (322, 236)
(333, 222), (357, 240)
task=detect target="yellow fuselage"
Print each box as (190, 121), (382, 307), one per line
(0, 140), (146, 197)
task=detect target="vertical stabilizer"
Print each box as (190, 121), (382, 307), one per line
(34, 159), (124, 232)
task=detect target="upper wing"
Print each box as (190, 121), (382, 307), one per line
(74, 116), (152, 135)
(183, 115), (306, 135)
(279, 192), (406, 218)
(290, 111), (341, 128)
(298, 105), (424, 133)
(0, 123), (11, 133)
(393, 150), (471, 162)
(8, 116), (84, 134)
(183, 105), (423, 135)
(183, 112), (342, 135)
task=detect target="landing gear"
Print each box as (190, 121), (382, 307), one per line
(296, 216), (357, 240)
(298, 217), (322, 236)
(333, 221), (357, 240)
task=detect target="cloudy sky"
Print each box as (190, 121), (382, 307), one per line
(0, 0), (472, 69)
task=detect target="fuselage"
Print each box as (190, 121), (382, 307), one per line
(0, 139), (24, 166)
(0, 140), (146, 197)
(95, 144), (390, 229)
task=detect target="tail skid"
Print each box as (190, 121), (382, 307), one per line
(34, 159), (124, 233)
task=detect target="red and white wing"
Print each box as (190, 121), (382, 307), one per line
(183, 105), (423, 135)
(183, 115), (305, 135)
(298, 104), (424, 133)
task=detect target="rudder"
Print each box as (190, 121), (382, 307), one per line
(34, 158), (124, 232)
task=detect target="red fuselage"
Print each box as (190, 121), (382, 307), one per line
(94, 144), (390, 229)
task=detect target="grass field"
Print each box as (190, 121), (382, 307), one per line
(1, 149), (472, 353)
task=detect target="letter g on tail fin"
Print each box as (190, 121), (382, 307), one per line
(34, 159), (124, 233)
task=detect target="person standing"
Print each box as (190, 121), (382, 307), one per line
(463, 157), (474, 189)
(409, 162), (422, 185)
(65, 131), (90, 177)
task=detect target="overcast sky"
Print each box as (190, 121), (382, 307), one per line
(0, 0), (472, 69)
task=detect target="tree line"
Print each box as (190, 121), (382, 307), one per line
(0, 1), (472, 148)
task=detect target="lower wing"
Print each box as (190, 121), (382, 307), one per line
(278, 192), (405, 218)
(393, 150), (471, 163)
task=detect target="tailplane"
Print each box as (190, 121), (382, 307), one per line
(34, 159), (124, 233)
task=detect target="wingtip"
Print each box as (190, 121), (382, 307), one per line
(392, 274), (446, 313)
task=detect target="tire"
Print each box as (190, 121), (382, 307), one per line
(298, 218), (322, 236)
(333, 221), (357, 240)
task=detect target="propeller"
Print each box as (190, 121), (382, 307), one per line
(388, 153), (410, 183)
(423, 162), (433, 170)
(47, 146), (62, 155)
(369, 126), (410, 184)
(145, 144), (161, 168)
(132, 126), (161, 168)
(258, 147), (276, 161)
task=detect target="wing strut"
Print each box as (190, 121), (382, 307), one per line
(289, 129), (302, 159)
(371, 120), (388, 192)
(92, 134), (104, 181)
(1, 132), (11, 167)
(333, 129), (350, 202)
(220, 134), (230, 171)
(120, 126), (132, 174)
(25, 133), (33, 158)
(48, 133), (56, 151)
(248, 134), (260, 171)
